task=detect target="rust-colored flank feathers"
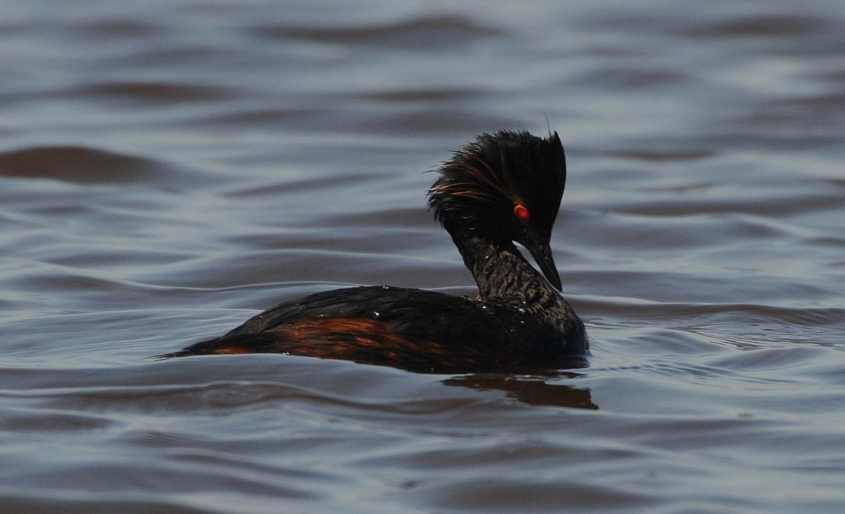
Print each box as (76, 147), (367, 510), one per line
(163, 131), (588, 373)
(270, 317), (434, 360)
(203, 317), (435, 360)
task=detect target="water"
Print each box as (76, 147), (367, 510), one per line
(1, 1), (844, 512)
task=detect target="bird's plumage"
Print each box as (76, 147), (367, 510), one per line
(164, 130), (587, 372)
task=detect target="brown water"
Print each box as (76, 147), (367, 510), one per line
(1, 1), (844, 512)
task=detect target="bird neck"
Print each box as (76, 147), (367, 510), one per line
(451, 231), (561, 310)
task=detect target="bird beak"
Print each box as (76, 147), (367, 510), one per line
(521, 229), (562, 292)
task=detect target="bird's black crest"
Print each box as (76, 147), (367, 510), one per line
(427, 130), (566, 236)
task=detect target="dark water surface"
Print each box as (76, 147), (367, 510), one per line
(2, 1), (844, 512)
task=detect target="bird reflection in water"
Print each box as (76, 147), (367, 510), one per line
(443, 370), (597, 410)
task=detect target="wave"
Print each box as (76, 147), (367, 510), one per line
(0, 145), (203, 185)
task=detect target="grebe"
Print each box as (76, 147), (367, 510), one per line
(164, 130), (587, 372)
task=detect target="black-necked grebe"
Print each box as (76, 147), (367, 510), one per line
(164, 130), (587, 372)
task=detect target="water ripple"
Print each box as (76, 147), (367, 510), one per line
(252, 14), (502, 48)
(0, 146), (200, 185)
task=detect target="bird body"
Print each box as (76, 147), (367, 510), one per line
(165, 130), (588, 372)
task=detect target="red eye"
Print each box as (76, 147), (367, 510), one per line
(513, 203), (530, 221)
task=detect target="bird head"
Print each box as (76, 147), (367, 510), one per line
(428, 130), (567, 290)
